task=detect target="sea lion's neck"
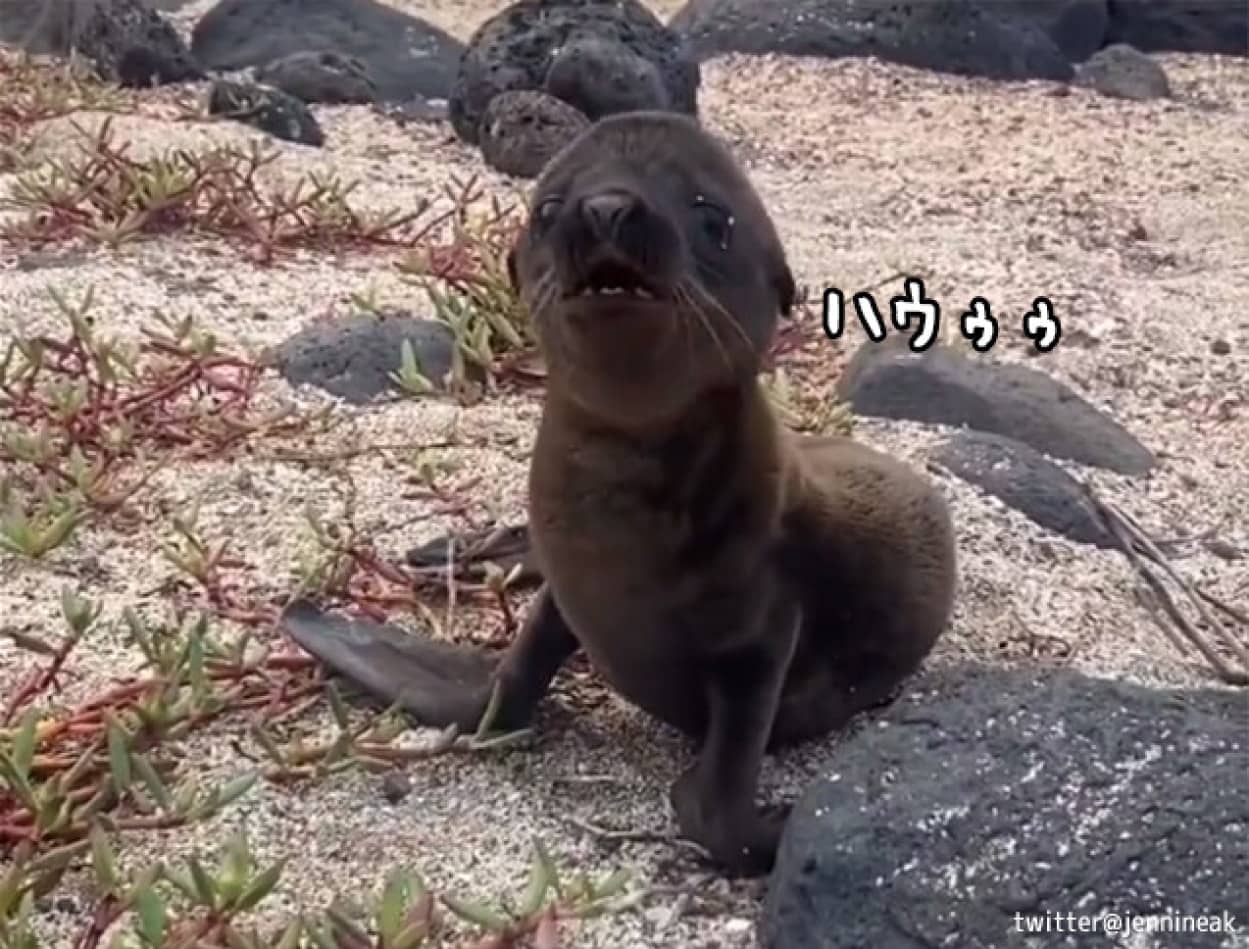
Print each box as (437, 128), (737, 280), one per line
(541, 376), (768, 448)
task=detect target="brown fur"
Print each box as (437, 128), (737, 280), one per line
(284, 111), (957, 877)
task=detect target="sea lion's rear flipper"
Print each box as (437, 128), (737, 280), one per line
(404, 523), (541, 587)
(281, 599), (496, 730)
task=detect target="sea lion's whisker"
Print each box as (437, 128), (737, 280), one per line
(678, 279), (739, 372)
(673, 285), (715, 370)
(687, 277), (756, 355)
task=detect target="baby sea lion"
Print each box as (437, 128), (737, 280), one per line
(283, 110), (957, 877)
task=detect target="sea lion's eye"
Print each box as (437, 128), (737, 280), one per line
(533, 197), (563, 231)
(692, 196), (734, 251)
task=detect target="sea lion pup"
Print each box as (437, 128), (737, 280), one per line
(283, 110), (957, 876)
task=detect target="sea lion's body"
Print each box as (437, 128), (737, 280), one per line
(529, 388), (954, 751)
(283, 110), (957, 876)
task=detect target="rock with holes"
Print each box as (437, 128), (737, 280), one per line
(1076, 43), (1172, 100)
(191, 0), (463, 102)
(761, 662), (1249, 949)
(208, 80), (324, 146)
(267, 310), (455, 404)
(1106, 0), (1248, 56)
(479, 90), (590, 179)
(1, 0), (203, 86)
(450, 0), (699, 145)
(544, 33), (672, 119)
(668, 0), (1075, 81)
(931, 431), (1117, 548)
(255, 50), (379, 104)
(835, 340), (1156, 476)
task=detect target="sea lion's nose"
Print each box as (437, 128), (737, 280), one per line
(579, 191), (638, 240)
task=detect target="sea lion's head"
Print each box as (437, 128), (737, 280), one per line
(508, 111), (795, 428)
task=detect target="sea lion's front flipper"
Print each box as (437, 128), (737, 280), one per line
(669, 594), (802, 877)
(281, 586), (578, 733)
(281, 599), (496, 729)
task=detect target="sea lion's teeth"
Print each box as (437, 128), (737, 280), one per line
(583, 283), (654, 298)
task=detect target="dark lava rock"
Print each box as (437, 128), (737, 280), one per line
(208, 80), (324, 146)
(0, 0), (202, 86)
(544, 33), (672, 119)
(931, 431), (1117, 548)
(1076, 43), (1172, 99)
(478, 90), (590, 178)
(255, 50), (379, 104)
(1009, 0), (1110, 63)
(450, 0), (699, 146)
(190, 0), (464, 102)
(761, 662), (1249, 949)
(1107, 0), (1249, 56)
(836, 341), (1156, 475)
(669, 0), (1075, 82)
(267, 310), (455, 404)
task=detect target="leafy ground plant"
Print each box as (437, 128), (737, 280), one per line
(0, 49), (130, 172)
(396, 177), (534, 399)
(28, 829), (642, 948)
(0, 119), (445, 261)
(0, 285), (309, 562)
(0, 596), (641, 947)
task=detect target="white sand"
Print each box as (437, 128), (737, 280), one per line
(1, 3), (1247, 945)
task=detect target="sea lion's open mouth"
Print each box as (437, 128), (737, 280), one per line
(569, 259), (665, 301)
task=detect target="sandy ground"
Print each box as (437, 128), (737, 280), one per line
(2, 1), (1248, 946)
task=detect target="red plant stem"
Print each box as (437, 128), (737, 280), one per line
(72, 895), (126, 949)
(2, 629), (84, 725)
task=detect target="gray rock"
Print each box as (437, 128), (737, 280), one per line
(931, 431), (1117, 548)
(1076, 42), (1171, 99)
(761, 662), (1249, 949)
(255, 50), (379, 104)
(208, 80), (324, 146)
(544, 33), (671, 120)
(267, 310), (455, 404)
(190, 0), (464, 102)
(450, 0), (699, 146)
(1106, 0), (1249, 56)
(835, 341), (1156, 475)
(478, 90), (590, 179)
(668, 0), (1075, 82)
(0, 0), (202, 86)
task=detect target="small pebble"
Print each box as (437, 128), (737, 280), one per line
(1205, 538), (1244, 561)
(381, 770), (412, 803)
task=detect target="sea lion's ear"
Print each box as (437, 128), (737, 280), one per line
(775, 263), (796, 318)
(506, 248), (519, 294)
